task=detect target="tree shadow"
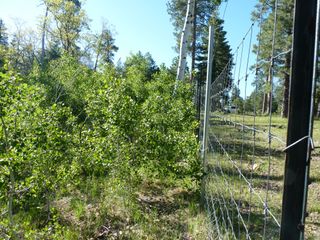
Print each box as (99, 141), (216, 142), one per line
(206, 164), (283, 183)
(204, 192), (281, 240)
(207, 130), (286, 165)
(135, 181), (203, 239)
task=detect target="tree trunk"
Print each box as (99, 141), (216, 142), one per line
(268, 87), (272, 114)
(46, 188), (51, 222)
(281, 52), (291, 118)
(316, 99), (320, 117)
(94, 52), (100, 71)
(41, 7), (49, 68)
(263, 61), (274, 115)
(176, 0), (195, 81)
(262, 76), (269, 114)
(0, 116), (14, 225)
(9, 170), (15, 224)
(190, 0), (197, 83)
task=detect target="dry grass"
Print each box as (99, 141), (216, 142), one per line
(51, 176), (208, 239)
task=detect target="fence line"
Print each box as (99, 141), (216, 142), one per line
(201, 0), (319, 237)
(200, 0), (291, 238)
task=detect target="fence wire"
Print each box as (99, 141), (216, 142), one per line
(199, 0), (293, 239)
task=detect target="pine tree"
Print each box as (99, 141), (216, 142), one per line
(0, 19), (8, 70)
(167, 0), (231, 89)
(167, 0), (223, 50)
(167, 0), (232, 129)
(0, 19), (8, 47)
(252, 0), (294, 116)
(196, 15), (232, 85)
(167, 0), (224, 79)
(93, 22), (118, 70)
(44, 0), (88, 57)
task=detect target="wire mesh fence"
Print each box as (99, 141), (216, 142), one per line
(203, 113), (286, 239)
(197, 0), (320, 238)
(199, 1), (290, 238)
(201, 80), (288, 237)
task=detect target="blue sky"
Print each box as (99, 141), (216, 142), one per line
(0, 0), (177, 65)
(0, 0), (256, 64)
(85, 0), (178, 65)
(222, 0), (259, 96)
(0, 0), (257, 95)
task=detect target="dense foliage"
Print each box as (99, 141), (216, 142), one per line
(0, 56), (200, 238)
(0, 1), (200, 238)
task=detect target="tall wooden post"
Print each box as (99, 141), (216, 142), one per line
(280, 0), (319, 239)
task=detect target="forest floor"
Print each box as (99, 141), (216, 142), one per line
(51, 176), (208, 239)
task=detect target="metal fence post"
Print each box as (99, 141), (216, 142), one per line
(201, 25), (214, 167)
(280, 0), (319, 239)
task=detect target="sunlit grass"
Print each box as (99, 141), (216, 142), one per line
(204, 113), (320, 239)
